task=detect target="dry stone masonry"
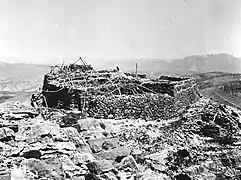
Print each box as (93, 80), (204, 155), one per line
(38, 61), (200, 120)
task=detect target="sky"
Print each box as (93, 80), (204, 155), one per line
(1, 0), (241, 64)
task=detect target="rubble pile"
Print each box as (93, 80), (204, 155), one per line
(37, 60), (200, 120)
(1, 97), (241, 179)
(117, 98), (241, 179)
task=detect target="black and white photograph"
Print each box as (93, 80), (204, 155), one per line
(1, 0), (241, 179)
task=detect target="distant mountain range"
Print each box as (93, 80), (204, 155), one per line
(0, 62), (50, 80)
(1, 53), (240, 79)
(0, 62), (50, 103)
(99, 53), (241, 77)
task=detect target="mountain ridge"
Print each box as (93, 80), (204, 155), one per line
(99, 53), (241, 77)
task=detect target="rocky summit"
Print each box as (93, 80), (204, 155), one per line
(0, 61), (241, 180)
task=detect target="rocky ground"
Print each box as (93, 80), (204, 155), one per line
(0, 97), (241, 180)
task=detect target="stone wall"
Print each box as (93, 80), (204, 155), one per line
(85, 94), (176, 120)
(40, 72), (200, 120)
(83, 80), (200, 120)
(41, 83), (199, 120)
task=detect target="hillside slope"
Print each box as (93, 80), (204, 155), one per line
(0, 62), (50, 103)
(191, 72), (241, 109)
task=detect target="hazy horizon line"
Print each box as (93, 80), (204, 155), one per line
(0, 52), (239, 65)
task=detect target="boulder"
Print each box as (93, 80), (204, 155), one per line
(88, 137), (119, 153)
(55, 141), (77, 151)
(76, 119), (111, 139)
(184, 165), (206, 177)
(62, 127), (91, 153)
(115, 155), (139, 172)
(59, 155), (87, 178)
(2, 113), (29, 120)
(70, 152), (95, 165)
(87, 160), (113, 174)
(21, 158), (57, 179)
(139, 170), (171, 180)
(144, 150), (170, 172)
(94, 147), (130, 161)
(15, 118), (64, 142)
(0, 127), (14, 142)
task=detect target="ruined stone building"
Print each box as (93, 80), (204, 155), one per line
(39, 60), (200, 120)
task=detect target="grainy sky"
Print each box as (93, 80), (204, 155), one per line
(1, 0), (241, 63)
